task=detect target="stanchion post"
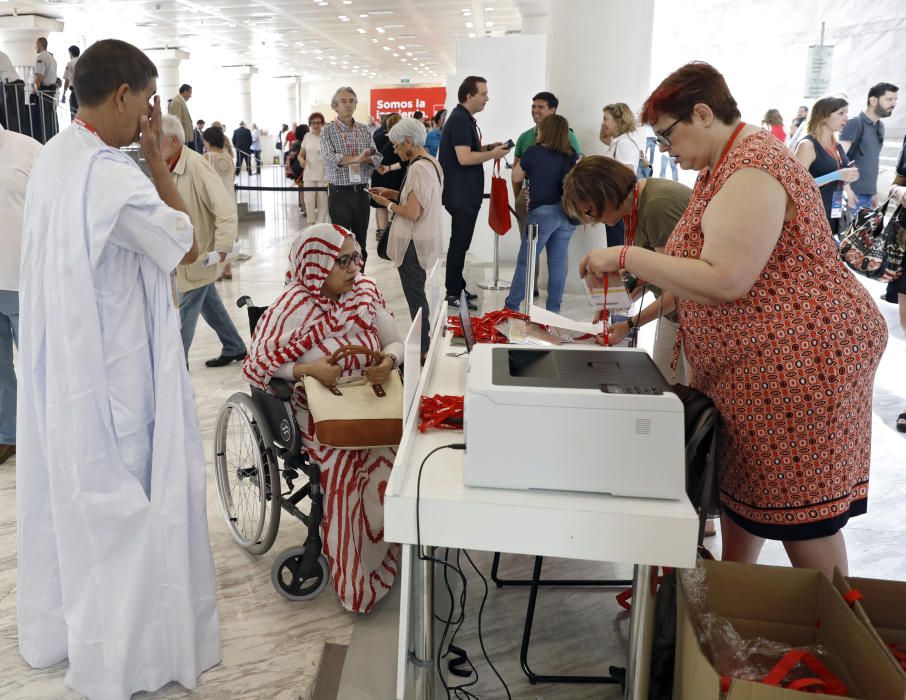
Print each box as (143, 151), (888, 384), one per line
(478, 232), (512, 291)
(522, 223), (539, 315)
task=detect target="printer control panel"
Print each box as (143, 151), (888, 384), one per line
(600, 384), (663, 395)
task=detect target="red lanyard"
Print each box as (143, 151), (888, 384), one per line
(823, 139), (843, 167)
(73, 117), (98, 136)
(335, 117), (360, 155)
(708, 122), (746, 181)
(622, 183), (640, 247)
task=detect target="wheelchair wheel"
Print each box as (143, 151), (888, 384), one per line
(213, 392), (281, 555)
(271, 546), (330, 601)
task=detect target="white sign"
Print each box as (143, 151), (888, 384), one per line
(804, 45), (834, 98)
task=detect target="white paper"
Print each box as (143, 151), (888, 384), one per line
(201, 241), (242, 267)
(529, 305), (603, 335)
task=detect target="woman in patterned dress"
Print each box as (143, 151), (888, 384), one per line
(578, 62), (887, 577)
(243, 224), (402, 612)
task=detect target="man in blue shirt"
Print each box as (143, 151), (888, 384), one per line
(840, 82), (898, 213)
(438, 76), (510, 309)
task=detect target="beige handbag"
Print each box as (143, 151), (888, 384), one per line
(303, 345), (403, 449)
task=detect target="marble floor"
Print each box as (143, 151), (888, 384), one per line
(1, 184), (904, 700)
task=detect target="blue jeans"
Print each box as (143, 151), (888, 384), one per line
(0, 290), (18, 444)
(849, 192), (875, 218)
(659, 153), (678, 180)
(505, 204), (575, 313)
(179, 282), (246, 358)
(645, 136), (656, 166)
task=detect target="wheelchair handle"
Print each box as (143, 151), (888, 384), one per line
(237, 295), (253, 308)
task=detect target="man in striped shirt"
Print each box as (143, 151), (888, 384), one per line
(321, 86), (382, 267)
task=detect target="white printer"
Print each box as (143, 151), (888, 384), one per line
(463, 344), (686, 500)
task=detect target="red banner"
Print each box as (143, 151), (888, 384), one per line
(370, 86), (446, 120)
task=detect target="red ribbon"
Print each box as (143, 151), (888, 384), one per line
(418, 395), (464, 433)
(887, 643), (906, 673)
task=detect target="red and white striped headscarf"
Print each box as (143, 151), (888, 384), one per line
(243, 223), (388, 390)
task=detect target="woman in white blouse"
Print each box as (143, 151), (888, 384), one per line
(599, 102), (644, 247)
(367, 118), (443, 355)
(298, 112), (329, 225)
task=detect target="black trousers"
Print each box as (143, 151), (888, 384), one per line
(328, 185), (371, 267)
(68, 89), (78, 119)
(235, 151), (252, 174)
(397, 241), (430, 353)
(444, 205), (481, 298)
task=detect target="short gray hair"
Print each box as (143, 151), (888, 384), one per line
(161, 113), (185, 144)
(331, 86), (357, 109)
(388, 117), (427, 148)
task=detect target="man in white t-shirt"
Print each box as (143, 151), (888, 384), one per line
(0, 125), (41, 466)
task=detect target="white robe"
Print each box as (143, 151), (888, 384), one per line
(16, 124), (221, 699)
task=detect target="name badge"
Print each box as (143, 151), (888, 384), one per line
(830, 187), (844, 219)
(348, 163), (362, 183)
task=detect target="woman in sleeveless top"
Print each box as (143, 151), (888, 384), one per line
(794, 97), (860, 237)
(579, 62), (887, 577)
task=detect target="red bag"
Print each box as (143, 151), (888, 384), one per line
(488, 160), (511, 235)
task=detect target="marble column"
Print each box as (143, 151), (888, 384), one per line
(222, 64), (257, 125)
(144, 48), (190, 106)
(545, 0), (655, 291)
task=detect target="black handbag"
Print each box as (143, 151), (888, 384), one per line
(838, 197), (906, 281)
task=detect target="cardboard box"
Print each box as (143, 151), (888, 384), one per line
(674, 560), (906, 699)
(833, 571), (906, 681)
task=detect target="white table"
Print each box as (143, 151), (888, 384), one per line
(385, 315), (699, 699)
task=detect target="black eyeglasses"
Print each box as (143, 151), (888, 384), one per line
(335, 251), (363, 269)
(655, 117), (684, 148)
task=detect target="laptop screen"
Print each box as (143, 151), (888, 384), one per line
(459, 291), (475, 353)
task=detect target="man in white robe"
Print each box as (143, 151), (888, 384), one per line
(17, 38), (220, 700)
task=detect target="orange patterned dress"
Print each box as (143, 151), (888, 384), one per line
(665, 130), (888, 540)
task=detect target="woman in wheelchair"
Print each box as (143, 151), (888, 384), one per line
(243, 223), (402, 613)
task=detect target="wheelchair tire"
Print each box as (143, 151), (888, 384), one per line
(213, 392), (281, 555)
(271, 546), (330, 601)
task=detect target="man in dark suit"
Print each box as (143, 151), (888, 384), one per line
(231, 121), (253, 175)
(193, 119), (205, 153)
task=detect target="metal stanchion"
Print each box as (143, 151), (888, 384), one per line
(478, 231), (511, 291)
(521, 222), (539, 315)
(411, 545), (436, 699)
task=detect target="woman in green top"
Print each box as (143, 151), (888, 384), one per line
(562, 155), (692, 381)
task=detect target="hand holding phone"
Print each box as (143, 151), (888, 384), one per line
(505, 139), (515, 149)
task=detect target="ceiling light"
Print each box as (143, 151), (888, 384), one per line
(398, 44), (405, 49)
(388, 37), (395, 41)
(371, 38), (379, 43)
(360, 13), (368, 18)
(343, 0), (353, 4)
(376, 27), (385, 33)
(468, 32), (476, 38)
(401, 58), (407, 62)
(465, 21), (473, 28)
(382, 46), (390, 51)
(338, 15), (349, 21)
(485, 21), (493, 27)
(392, 53), (399, 57)
(485, 6), (494, 10)
(462, 10), (471, 15)
(356, 27), (366, 33)
(406, 52), (413, 56)
(369, 9), (394, 15)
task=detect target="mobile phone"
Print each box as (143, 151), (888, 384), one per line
(505, 138), (515, 149)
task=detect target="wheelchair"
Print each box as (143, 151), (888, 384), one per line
(212, 295), (330, 601)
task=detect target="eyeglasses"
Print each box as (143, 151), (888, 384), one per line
(655, 117), (684, 148)
(334, 251), (363, 269)
(310, 121), (323, 126)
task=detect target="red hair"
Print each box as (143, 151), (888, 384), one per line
(640, 62), (740, 126)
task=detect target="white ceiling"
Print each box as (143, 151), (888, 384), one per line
(0, 0), (527, 82)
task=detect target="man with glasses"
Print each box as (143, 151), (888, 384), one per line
(841, 82), (898, 213)
(321, 86), (382, 267)
(438, 75), (511, 310)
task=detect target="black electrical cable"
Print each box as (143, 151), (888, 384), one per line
(415, 443), (512, 699)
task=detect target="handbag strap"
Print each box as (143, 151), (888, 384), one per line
(329, 343), (383, 366)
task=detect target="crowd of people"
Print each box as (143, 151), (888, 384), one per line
(1, 33), (904, 700)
